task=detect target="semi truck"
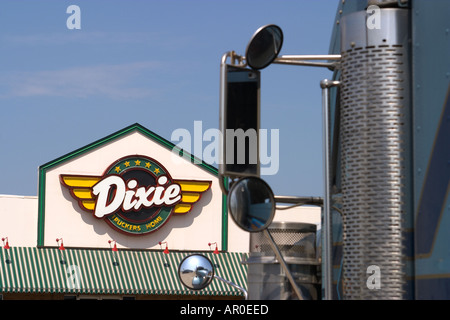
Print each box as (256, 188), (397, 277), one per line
(185, 0), (450, 300)
(325, 0), (450, 299)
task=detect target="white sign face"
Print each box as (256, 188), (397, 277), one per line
(61, 154), (211, 235)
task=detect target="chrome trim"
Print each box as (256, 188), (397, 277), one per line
(320, 79), (341, 300)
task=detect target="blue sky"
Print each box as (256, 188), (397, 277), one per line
(0, 0), (338, 197)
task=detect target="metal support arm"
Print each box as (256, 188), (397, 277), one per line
(275, 195), (323, 206)
(274, 54), (341, 70)
(214, 274), (248, 300)
(320, 79), (340, 300)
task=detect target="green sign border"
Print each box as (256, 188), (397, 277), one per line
(37, 123), (228, 249)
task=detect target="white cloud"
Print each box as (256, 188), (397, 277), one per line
(0, 61), (160, 99)
(1, 31), (194, 49)
(2, 31), (158, 46)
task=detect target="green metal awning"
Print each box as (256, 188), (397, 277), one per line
(0, 247), (247, 297)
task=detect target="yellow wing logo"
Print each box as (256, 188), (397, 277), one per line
(60, 175), (211, 215)
(172, 180), (212, 214)
(60, 175), (101, 212)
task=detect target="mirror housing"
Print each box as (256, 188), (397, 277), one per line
(227, 177), (275, 232)
(178, 254), (214, 290)
(245, 24), (283, 70)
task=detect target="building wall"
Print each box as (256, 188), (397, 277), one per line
(0, 194), (38, 247)
(40, 130), (248, 252)
(0, 126), (321, 253)
(0, 193), (320, 251)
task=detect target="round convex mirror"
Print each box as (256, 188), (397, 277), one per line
(178, 254), (214, 290)
(245, 24), (283, 70)
(228, 177), (275, 232)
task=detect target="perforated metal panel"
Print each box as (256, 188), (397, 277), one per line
(339, 9), (410, 299)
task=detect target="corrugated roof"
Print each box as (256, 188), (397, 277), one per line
(0, 247), (247, 297)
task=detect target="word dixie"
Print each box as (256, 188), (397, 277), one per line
(92, 175), (181, 218)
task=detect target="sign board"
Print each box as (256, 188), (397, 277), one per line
(60, 155), (211, 235)
(36, 124), (246, 251)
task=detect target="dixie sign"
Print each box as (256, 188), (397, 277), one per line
(61, 155), (211, 235)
